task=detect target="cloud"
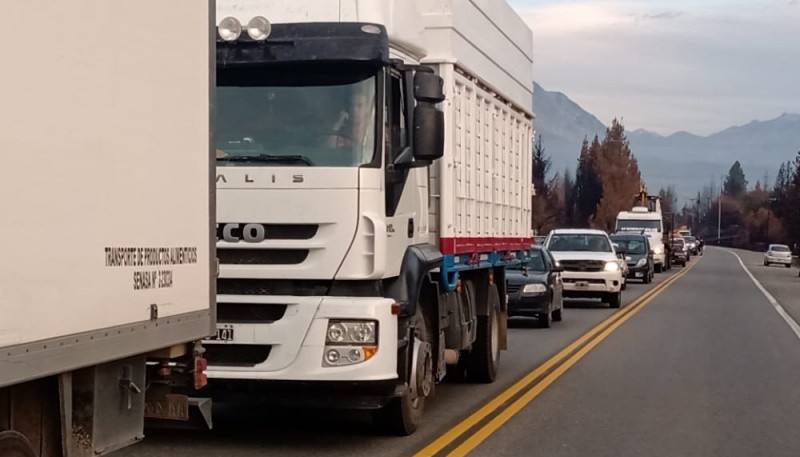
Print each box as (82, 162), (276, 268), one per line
(640, 11), (685, 20)
(516, 1), (800, 135)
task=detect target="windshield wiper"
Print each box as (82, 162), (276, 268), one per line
(216, 154), (313, 166)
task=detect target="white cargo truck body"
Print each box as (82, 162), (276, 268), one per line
(210, 0), (532, 435)
(0, 0), (214, 455)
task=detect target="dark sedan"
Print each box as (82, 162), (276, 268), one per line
(506, 246), (564, 328)
(610, 233), (654, 284)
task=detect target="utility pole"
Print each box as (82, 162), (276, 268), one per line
(717, 196), (722, 245)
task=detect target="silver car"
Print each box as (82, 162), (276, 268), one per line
(764, 244), (792, 268)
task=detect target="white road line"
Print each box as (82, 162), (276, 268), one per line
(724, 248), (800, 341)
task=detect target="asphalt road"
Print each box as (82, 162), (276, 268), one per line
(118, 248), (800, 457)
(472, 247), (800, 457)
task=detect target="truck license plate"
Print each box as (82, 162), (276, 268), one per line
(575, 281), (589, 288)
(210, 327), (234, 342)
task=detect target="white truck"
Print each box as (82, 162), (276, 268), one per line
(0, 1), (215, 456)
(209, 0), (534, 434)
(615, 197), (667, 272)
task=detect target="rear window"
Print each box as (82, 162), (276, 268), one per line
(770, 245), (790, 252)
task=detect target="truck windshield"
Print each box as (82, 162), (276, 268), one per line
(215, 67), (377, 167)
(616, 219), (662, 232)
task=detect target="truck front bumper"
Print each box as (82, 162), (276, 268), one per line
(204, 378), (399, 409)
(204, 295), (399, 383)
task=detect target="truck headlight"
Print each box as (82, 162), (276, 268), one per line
(324, 320), (378, 367)
(522, 283), (547, 294)
(326, 321), (376, 344)
(653, 245), (664, 255)
(604, 261), (620, 272)
(636, 258), (647, 267)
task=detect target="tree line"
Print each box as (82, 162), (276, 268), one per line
(681, 154), (800, 252)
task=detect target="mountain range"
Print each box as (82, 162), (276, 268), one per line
(533, 82), (800, 199)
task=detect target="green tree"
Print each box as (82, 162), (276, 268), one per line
(574, 136), (602, 227)
(723, 161), (748, 197)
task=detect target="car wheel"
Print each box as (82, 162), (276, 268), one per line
(785, 264), (791, 269)
(764, 261), (769, 266)
(552, 307), (563, 322)
(607, 291), (621, 308)
(538, 310), (552, 328)
(644, 271), (652, 284)
(621, 280), (627, 291)
(655, 264), (662, 273)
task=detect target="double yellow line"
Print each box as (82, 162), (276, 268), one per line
(415, 260), (698, 457)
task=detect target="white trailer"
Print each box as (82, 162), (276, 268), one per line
(0, 1), (215, 455)
(210, 0), (533, 435)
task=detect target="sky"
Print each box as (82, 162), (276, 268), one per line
(508, 0), (800, 135)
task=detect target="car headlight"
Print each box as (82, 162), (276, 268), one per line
(604, 261), (620, 272)
(522, 283), (547, 294)
(636, 258), (647, 267)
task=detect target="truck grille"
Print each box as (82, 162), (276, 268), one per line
(217, 303), (288, 324)
(560, 260), (605, 272)
(204, 344), (272, 367)
(218, 249), (309, 265)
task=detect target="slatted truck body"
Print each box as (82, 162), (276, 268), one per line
(211, 0), (533, 434)
(0, 1), (215, 455)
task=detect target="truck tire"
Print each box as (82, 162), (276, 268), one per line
(785, 264), (791, 269)
(0, 431), (35, 457)
(466, 284), (501, 383)
(655, 264), (662, 273)
(607, 292), (621, 308)
(374, 310), (433, 436)
(552, 307), (563, 322)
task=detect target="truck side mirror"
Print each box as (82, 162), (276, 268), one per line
(413, 105), (444, 161)
(411, 70), (445, 162)
(414, 71), (445, 104)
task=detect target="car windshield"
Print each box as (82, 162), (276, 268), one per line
(616, 219), (662, 232)
(770, 245), (790, 252)
(509, 250), (547, 271)
(611, 238), (647, 255)
(547, 234), (612, 252)
(216, 66), (377, 167)
(684, 236), (696, 242)
(671, 239), (685, 247)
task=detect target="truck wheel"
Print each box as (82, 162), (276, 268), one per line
(607, 292), (621, 308)
(552, 308), (563, 322)
(655, 264), (662, 273)
(785, 264), (791, 269)
(466, 285), (501, 383)
(374, 310), (433, 436)
(0, 431), (35, 457)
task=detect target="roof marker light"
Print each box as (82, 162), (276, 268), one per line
(218, 17), (242, 42)
(247, 16), (271, 41)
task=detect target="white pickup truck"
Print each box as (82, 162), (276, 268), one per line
(544, 229), (624, 308)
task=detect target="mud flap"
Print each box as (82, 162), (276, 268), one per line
(498, 309), (508, 350)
